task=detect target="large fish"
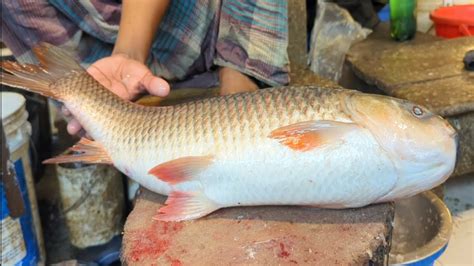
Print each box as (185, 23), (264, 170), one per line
(0, 44), (457, 221)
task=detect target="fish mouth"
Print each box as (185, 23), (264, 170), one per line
(443, 118), (457, 136)
(444, 118), (459, 164)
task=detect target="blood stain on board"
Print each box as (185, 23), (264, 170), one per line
(278, 242), (291, 258)
(128, 221), (184, 262)
(171, 259), (183, 266)
(166, 255), (183, 266)
(162, 222), (170, 234)
(173, 222), (184, 231)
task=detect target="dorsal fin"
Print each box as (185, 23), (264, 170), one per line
(0, 43), (85, 101)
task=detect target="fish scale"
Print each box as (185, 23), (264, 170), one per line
(0, 43), (457, 221)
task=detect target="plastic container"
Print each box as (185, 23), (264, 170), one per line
(1, 92), (45, 264)
(430, 4), (474, 38)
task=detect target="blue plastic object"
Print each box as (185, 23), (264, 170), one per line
(378, 5), (390, 22)
(96, 250), (121, 265)
(0, 160), (40, 265)
(405, 244), (448, 266)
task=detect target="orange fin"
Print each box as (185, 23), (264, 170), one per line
(269, 121), (358, 151)
(43, 138), (112, 164)
(148, 156), (214, 185)
(153, 190), (219, 221)
(0, 43), (84, 101)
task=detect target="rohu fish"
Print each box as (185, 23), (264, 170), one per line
(0, 43), (458, 221)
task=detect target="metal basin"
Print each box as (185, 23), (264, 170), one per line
(389, 191), (452, 265)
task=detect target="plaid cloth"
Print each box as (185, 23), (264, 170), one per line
(1, 0), (289, 87)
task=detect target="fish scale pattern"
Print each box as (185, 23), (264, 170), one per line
(55, 73), (354, 162)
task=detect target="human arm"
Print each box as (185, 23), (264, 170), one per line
(66, 0), (171, 135)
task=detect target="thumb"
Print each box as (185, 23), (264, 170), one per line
(140, 72), (170, 97)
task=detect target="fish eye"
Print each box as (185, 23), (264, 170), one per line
(412, 106), (424, 117)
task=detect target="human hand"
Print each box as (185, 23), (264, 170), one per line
(63, 54), (170, 135)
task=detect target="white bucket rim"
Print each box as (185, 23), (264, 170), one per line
(2, 92), (26, 121)
(0, 47), (13, 57)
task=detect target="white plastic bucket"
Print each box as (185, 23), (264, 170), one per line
(418, 0), (444, 33)
(1, 92), (45, 264)
(56, 163), (124, 248)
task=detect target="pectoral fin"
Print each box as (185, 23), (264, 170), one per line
(269, 121), (358, 152)
(43, 138), (112, 164)
(153, 190), (219, 221)
(148, 155), (214, 185)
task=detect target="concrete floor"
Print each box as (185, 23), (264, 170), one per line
(437, 174), (474, 265)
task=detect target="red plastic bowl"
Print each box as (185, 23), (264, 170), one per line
(430, 5), (474, 38)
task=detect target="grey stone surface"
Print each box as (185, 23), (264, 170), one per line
(392, 75), (474, 117)
(349, 36), (474, 93)
(288, 0), (308, 67)
(448, 113), (474, 177)
(347, 24), (474, 116)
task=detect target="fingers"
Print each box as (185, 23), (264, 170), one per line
(88, 55), (170, 100)
(61, 106), (83, 136)
(140, 72), (170, 97)
(67, 119), (83, 135)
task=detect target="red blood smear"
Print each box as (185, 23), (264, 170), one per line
(278, 243), (290, 258)
(128, 221), (184, 262)
(171, 259), (182, 266)
(173, 223), (184, 231)
(162, 222), (170, 234)
(166, 255), (183, 266)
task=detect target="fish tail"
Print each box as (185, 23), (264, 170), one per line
(0, 43), (84, 101)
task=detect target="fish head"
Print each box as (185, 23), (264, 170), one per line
(346, 93), (458, 197)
